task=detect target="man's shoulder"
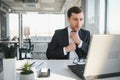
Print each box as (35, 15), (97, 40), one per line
(55, 27), (67, 33)
(53, 27), (67, 38)
(80, 29), (90, 33)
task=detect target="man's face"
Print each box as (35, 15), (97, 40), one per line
(68, 12), (84, 31)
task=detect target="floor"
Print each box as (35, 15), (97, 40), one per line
(32, 52), (47, 59)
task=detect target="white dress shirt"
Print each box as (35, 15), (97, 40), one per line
(63, 27), (83, 59)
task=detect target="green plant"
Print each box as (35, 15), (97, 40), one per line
(20, 62), (33, 75)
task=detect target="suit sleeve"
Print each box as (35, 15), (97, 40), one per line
(76, 31), (90, 58)
(46, 31), (66, 59)
(81, 31), (90, 53)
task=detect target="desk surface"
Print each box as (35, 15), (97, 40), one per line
(16, 60), (120, 80)
(16, 60), (80, 80)
(36, 60), (80, 80)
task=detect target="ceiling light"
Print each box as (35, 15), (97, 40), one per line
(44, 8), (54, 10)
(41, 0), (55, 3)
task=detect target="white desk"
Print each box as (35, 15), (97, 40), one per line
(16, 60), (80, 80)
(16, 60), (120, 80)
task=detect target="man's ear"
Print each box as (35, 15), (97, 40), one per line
(67, 18), (70, 23)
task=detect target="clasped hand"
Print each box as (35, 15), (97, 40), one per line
(70, 32), (81, 45)
(65, 32), (81, 53)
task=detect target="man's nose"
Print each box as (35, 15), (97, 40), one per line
(77, 20), (81, 24)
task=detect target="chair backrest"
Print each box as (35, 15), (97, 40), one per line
(27, 39), (34, 53)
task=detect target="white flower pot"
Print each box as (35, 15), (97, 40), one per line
(20, 73), (35, 80)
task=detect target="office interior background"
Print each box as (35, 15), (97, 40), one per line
(0, 0), (120, 59)
(0, 0), (120, 79)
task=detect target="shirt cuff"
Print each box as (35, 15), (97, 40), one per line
(63, 47), (67, 55)
(78, 40), (83, 48)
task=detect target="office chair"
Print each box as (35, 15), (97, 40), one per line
(19, 39), (34, 60)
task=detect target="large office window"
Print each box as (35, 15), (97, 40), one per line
(107, 0), (120, 34)
(23, 14), (65, 37)
(85, 0), (105, 35)
(9, 13), (19, 39)
(9, 13), (65, 39)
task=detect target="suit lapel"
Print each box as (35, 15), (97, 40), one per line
(63, 27), (69, 46)
(64, 27), (69, 57)
(78, 29), (83, 40)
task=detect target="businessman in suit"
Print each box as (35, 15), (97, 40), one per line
(46, 6), (90, 59)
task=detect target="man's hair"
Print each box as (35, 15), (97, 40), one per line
(67, 6), (83, 18)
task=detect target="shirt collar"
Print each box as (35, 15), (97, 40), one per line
(68, 26), (79, 36)
(68, 26), (72, 34)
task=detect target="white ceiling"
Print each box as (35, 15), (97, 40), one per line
(1, 0), (81, 14)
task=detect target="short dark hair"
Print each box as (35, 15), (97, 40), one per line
(67, 6), (83, 18)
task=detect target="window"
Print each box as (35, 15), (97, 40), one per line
(9, 13), (19, 39)
(23, 14), (65, 37)
(85, 0), (105, 34)
(107, 0), (120, 34)
(9, 13), (65, 39)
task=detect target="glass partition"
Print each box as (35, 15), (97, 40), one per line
(107, 0), (120, 34)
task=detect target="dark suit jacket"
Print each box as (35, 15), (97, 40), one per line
(46, 27), (90, 59)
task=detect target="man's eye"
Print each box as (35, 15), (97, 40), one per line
(73, 19), (77, 21)
(80, 18), (83, 21)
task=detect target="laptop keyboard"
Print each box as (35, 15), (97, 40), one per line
(68, 64), (85, 79)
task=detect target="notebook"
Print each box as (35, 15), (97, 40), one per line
(68, 35), (120, 80)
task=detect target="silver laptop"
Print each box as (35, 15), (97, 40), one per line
(84, 35), (120, 79)
(68, 35), (120, 79)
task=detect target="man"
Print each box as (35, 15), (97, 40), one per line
(46, 6), (90, 59)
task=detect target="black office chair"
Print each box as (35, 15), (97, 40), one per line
(19, 39), (34, 60)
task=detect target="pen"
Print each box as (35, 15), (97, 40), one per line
(30, 61), (36, 66)
(35, 61), (44, 69)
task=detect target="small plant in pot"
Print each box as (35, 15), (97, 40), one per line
(20, 62), (35, 80)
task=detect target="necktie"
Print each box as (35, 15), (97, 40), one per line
(69, 31), (78, 59)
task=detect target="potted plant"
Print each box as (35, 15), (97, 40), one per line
(20, 62), (35, 80)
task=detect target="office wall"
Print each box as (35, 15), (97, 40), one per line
(0, 12), (1, 38)
(0, 10), (7, 38)
(0, 10), (7, 59)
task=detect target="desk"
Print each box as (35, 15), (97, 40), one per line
(36, 60), (80, 80)
(16, 60), (120, 80)
(16, 60), (80, 80)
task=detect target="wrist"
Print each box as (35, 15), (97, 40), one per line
(78, 40), (83, 48)
(65, 47), (69, 53)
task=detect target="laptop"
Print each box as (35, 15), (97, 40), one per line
(68, 35), (120, 80)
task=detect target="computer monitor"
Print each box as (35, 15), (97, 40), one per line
(84, 35), (120, 79)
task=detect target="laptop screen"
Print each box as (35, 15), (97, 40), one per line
(84, 35), (120, 78)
